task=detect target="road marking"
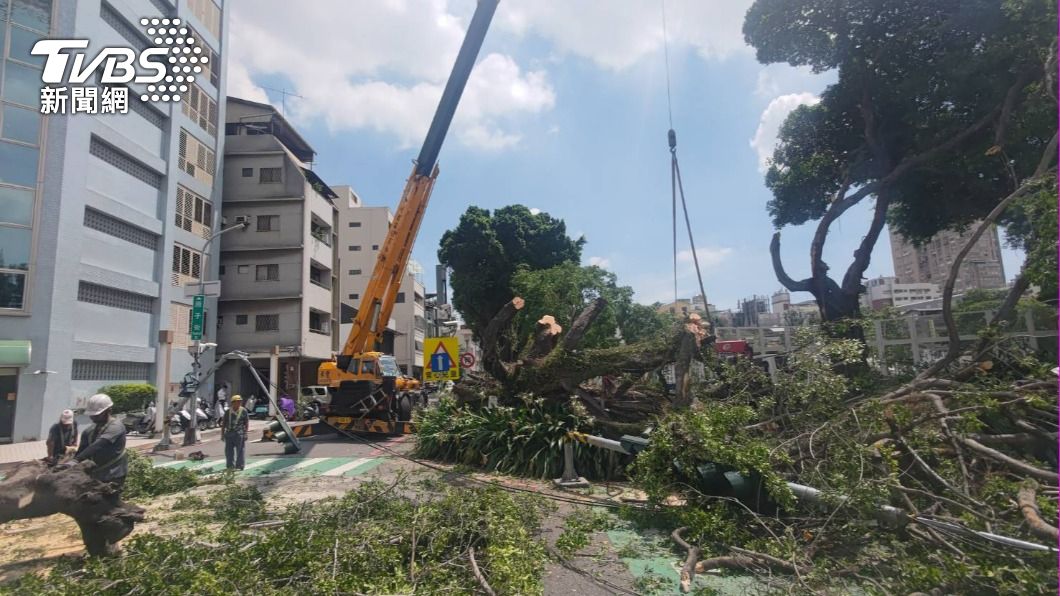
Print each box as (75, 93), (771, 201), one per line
(240, 458), (279, 472)
(157, 460), (188, 468)
(259, 457), (328, 475)
(321, 457), (372, 477)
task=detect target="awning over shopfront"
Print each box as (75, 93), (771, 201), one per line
(0, 341), (31, 366)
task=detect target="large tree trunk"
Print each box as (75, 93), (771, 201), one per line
(0, 460), (144, 556)
(462, 297), (713, 418)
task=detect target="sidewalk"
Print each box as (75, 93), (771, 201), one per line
(0, 419), (269, 465)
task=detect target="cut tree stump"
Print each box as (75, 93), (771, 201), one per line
(0, 460), (144, 556)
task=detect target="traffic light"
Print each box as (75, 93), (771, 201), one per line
(267, 418), (301, 454)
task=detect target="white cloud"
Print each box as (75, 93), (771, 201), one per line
(228, 1), (555, 151)
(753, 64), (821, 98)
(499, 0), (754, 71)
(528, 207), (542, 215)
(676, 247), (732, 268)
(588, 256), (611, 269)
(749, 93), (820, 173)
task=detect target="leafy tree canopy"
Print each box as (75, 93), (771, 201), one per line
(748, 0), (1055, 236)
(511, 263), (669, 351)
(438, 205), (584, 338)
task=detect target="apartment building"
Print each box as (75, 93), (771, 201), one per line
(333, 186), (425, 376)
(860, 276), (942, 311)
(889, 224), (1006, 293)
(215, 97), (338, 397)
(0, 0), (227, 442)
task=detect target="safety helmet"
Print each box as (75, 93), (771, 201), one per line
(60, 409), (74, 424)
(85, 393), (114, 416)
(231, 394), (243, 402)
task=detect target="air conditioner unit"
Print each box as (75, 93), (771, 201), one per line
(234, 215), (250, 225)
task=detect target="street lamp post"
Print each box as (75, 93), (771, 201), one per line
(182, 220), (249, 446)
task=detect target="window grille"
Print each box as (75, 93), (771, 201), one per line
(72, 359), (152, 381)
(84, 208), (157, 250)
(89, 136), (162, 188)
(178, 129), (216, 186)
(182, 83), (217, 137)
(236, 314), (248, 325)
(77, 281), (155, 313)
(100, 1), (148, 52)
(256, 314), (279, 332)
(175, 185), (213, 238)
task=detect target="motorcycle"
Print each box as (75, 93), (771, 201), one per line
(170, 399), (209, 434)
(122, 404), (157, 436)
(246, 396), (271, 420)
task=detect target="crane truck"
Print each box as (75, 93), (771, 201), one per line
(269, 0), (500, 442)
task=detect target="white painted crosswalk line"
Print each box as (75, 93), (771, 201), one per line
(156, 460), (187, 468)
(239, 458), (278, 472)
(321, 457), (372, 477)
(261, 457), (329, 475)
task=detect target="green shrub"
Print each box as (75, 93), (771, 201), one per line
(208, 482), (265, 524)
(96, 383), (156, 414)
(414, 394), (623, 480)
(124, 450), (199, 500)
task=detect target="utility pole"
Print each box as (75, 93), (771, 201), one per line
(183, 219), (250, 446)
(152, 330), (173, 452)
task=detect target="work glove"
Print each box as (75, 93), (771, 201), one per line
(65, 445), (78, 455)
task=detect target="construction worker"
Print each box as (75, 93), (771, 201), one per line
(73, 394), (128, 494)
(45, 409), (78, 465)
(221, 394), (249, 470)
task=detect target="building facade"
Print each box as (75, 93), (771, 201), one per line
(0, 0), (227, 442)
(215, 97), (338, 398)
(333, 186), (425, 377)
(860, 276), (942, 311)
(889, 224), (1006, 293)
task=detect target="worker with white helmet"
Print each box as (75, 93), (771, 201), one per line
(72, 393), (129, 493)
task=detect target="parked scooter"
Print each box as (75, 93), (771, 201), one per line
(246, 395), (271, 420)
(122, 403), (157, 435)
(170, 398), (209, 434)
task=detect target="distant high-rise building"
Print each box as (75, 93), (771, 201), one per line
(889, 224), (1006, 292)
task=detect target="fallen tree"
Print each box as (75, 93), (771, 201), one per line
(455, 295), (713, 424)
(0, 460), (144, 556)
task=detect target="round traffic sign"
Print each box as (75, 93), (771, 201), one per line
(460, 352), (476, 368)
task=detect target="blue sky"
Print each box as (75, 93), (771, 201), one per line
(227, 1), (1023, 311)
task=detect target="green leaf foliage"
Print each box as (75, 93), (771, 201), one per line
(123, 450), (199, 500)
(414, 395), (623, 481)
(438, 205), (584, 339)
(96, 383), (156, 414)
(7, 480), (550, 595)
(511, 262), (669, 351)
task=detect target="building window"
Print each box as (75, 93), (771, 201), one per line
(216, 315), (223, 328)
(72, 360), (151, 381)
(237, 265), (249, 274)
(255, 314), (279, 332)
(349, 293), (359, 300)
(348, 269), (361, 275)
(236, 314), (248, 325)
(396, 292), (405, 304)
(175, 185), (213, 238)
(371, 244), (379, 250)
(259, 167), (282, 183)
(186, 0), (221, 39)
(218, 265), (225, 275)
(182, 82), (218, 137)
(178, 128), (216, 186)
(186, 26), (221, 88)
(348, 221), (361, 228)
(77, 282), (155, 313)
(256, 264), (279, 281)
(171, 244), (203, 285)
(257, 215), (279, 232)
(83, 208), (157, 250)
(349, 245), (361, 252)
(309, 310), (330, 335)
(241, 168), (253, 178)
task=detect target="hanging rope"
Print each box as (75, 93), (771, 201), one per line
(661, 0), (711, 321)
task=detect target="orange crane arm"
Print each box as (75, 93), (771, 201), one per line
(337, 0), (499, 372)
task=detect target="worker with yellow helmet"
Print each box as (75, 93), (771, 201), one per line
(221, 394), (250, 470)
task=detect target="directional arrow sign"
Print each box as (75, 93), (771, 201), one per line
(423, 337), (460, 382)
